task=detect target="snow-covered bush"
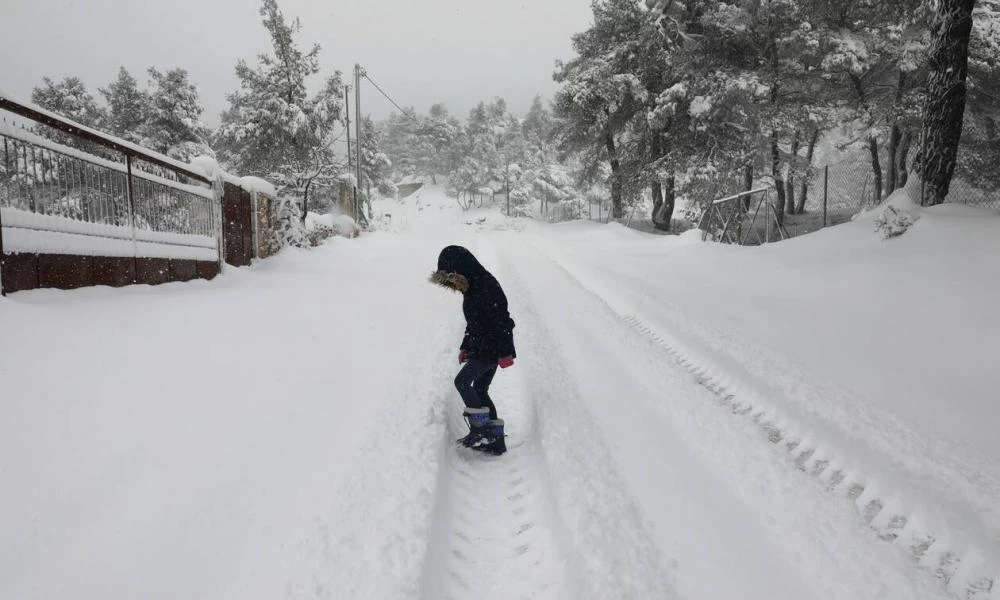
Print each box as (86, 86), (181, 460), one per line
(304, 212), (359, 246)
(270, 194), (308, 249)
(874, 205), (918, 239)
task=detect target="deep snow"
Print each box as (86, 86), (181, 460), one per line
(1, 183), (995, 599)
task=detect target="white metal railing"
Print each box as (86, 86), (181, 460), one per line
(0, 98), (218, 262)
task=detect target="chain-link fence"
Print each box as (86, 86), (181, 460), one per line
(759, 138), (1000, 240)
(810, 150), (998, 211)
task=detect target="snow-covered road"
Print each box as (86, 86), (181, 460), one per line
(2, 189), (994, 599)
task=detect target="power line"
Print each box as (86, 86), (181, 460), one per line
(362, 71), (420, 123)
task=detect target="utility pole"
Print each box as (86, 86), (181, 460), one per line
(505, 156), (510, 217)
(345, 85), (352, 169)
(344, 85), (352, 217)
(354, 64), (364, 224)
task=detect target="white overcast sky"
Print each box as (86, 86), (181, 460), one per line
(0, 0), (594, 125)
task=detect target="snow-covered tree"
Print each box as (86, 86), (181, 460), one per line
(30, 77), (107, 150)
(31, 77), (106, 128)
(796, 0), (928, 203)
(215, 0), (347, 229)
(144, 67), (212, 161)
(360, 116), (396, 199)
(556, 0), (720, 225)
(99, 67), (150, 143)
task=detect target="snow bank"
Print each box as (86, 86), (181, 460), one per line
(675, 228), (707, 244)
(0, 233), (459, 600)
(532, 201), (1000, 593)
(305, 211), (360, 239)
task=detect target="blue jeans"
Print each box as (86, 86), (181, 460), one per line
(455, 359), (499, 420)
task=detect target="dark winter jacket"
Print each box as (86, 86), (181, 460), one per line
(431, 245), (516, 361)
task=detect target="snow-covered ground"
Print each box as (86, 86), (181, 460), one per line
(2, 184), (996, 599)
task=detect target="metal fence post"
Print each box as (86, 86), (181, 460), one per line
(125, 154), (138, 281)
(765, 189), (771, 243)
(0, 136), (6, 295)
(823, 165), (829, 228)
(0, 195), (5, 297)
(214, 184), (222, 271)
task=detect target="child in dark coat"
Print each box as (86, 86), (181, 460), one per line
(430, 245), (516, 455)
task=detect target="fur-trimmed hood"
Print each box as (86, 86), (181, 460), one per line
(429, 270), (469, 292)
(429, 245), (486, 293)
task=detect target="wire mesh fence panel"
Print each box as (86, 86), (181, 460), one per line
(697, 188), (789, 245)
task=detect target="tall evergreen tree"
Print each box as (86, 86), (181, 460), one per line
(144, 67), (211, 160)
(99, 67), (150, 143)
(31, 77), (106, 128)
(30, 77), (107, 151)
(215, 0), (346, 222)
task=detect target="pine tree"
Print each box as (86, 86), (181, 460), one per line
(31, 77), (106, 128)
(99, 67), (150, 143)
(798, 0), (927, 203)
(30, 77), (108, 153)
(360, 116), (396, 199)
(143, 68), (211, 160)
(216, 0), (345, 222)
(553, 0), (661, 220)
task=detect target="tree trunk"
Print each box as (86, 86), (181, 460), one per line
(785, 130), (800, 214)
(885, 70), (908, 197)
(771, 131), (785, 223)
(796, 128), (820, 214)
(605, 131), (623, 219)
(650, 133), (670, 231)
(886, 124), (900, 196)
(658, 175), (676, 231)
(743, 163), (754, 210)
(868, 136), (883, 205)
(922, 0), (976, 205)
(301, 178), (311, 225)
(897, 130), (913, 188)
(651, 179), (665, 228)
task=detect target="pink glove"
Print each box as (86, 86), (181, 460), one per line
(498, 356), (514, 369)
(459, 350), (469, 364)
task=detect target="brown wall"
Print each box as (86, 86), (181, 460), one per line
(1, 253), (219, 294)
(223, 182), (253, 267)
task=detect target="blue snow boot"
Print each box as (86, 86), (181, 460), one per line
(470, 419), (506, 456)
(458, 407), (491, 447)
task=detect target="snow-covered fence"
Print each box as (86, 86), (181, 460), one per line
(0, 94), (220, 294)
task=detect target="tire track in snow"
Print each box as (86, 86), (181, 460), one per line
(421, 405), (565, 600)
(420, 238), (568, 600)
(526, 237), (998, 600)
(484, 235), (680, 599)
